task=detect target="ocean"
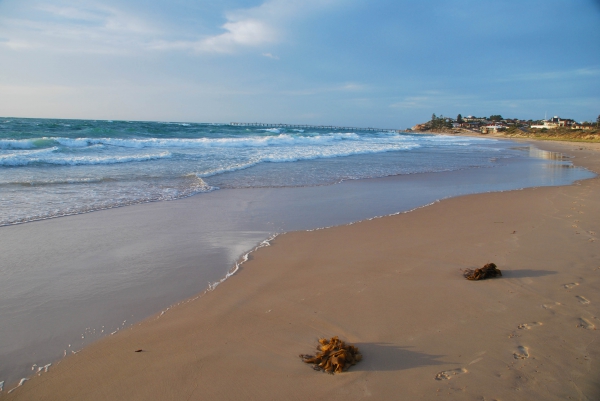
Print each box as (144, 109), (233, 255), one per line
(0, 117), (595, 388)
(0, 118), (558, 226)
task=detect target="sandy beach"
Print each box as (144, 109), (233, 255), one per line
(2, 139), (599, 400)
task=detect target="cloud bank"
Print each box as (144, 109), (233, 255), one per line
(0, 0), (336, 54)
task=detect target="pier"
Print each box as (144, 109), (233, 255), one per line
(230, 122), (402, 133)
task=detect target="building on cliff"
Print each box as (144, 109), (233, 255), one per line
(531, 116), (576, 129)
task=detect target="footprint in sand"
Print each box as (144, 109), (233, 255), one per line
(576, 296), (591, 305)
(518, 322), (543, 330)
(576, 318), (595, 330)
(513, 346), (530, 359)
(563, 283), (579, 290)
(434, 368), (467, 380)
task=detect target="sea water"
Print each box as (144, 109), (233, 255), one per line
(0, 118), (547, 226)
(0, 117), (595, 388)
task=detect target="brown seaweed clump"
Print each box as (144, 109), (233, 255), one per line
(463, 263), (502, 280)
(299, 336), (362, 374)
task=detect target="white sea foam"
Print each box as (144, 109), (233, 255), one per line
(0, 151), (172, 166)
(0, 176), (118, 186)
(260, 142), (418, 163)
(207, 234), (278, 292)
(0, 139), (38, 149)
(7, 378), (28, 394)
(36, 364), (51, 373)
(1, 146), (59, 156)
(86, 133), (361, 148)
(259, 128), (281, 133)
(0, 139), (57, 150)
(194, 142), (420, 179)
(0, 132), (444, 151)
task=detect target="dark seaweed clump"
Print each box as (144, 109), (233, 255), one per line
(300, 336), (362, 374)
(463, 263), (502, 280)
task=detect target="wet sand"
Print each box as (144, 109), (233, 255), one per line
(2, 140), (599, 400)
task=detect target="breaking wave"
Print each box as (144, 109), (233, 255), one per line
(0, 151), (172, 167)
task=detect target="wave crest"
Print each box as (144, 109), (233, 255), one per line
(0, 151), (172, 167)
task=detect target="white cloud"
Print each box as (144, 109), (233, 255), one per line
(389, 96), (430, 109)
(262, 52), (279, 60)
(149, 0), (318, 54)
(151, 17), (277, 54)
(501, 67), (600, 82)
(0, 0), (338, 55)
(0, 1), (157, 53)
(389, 92), (478, 110)
(0, 83), (76, 96)
(199, 19), (276, 52)
(0, 38), (33, 50)
(283, 82), (368, 96)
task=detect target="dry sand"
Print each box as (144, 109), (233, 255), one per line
(2, 140), (599, 400)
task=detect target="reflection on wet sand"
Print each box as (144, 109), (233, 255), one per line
(529, 147), (568, 161)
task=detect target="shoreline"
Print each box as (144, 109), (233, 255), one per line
(2, 138), (600, 400)
(413, 128), (600, 144)
(0, 130), (584, 229)
(2, 136), (590, 387)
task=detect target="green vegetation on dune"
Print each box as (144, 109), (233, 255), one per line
(503, 126), (600, 143)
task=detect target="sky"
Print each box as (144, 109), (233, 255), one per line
(0, 0), (599, 128)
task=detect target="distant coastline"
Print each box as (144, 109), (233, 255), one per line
(410, 113), (600, 143)
(412, 126), (600, 143)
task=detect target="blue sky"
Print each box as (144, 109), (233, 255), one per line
(0, 0), (599, 128)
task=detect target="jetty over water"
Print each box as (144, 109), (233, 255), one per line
(230, 122), (402, 133)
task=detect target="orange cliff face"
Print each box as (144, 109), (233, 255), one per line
(411, 123), (430, 131)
